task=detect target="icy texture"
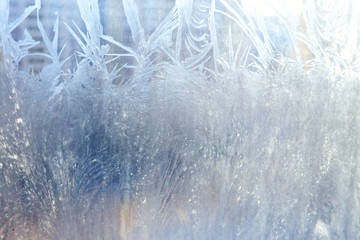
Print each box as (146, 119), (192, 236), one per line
(1, 0), (360, 239)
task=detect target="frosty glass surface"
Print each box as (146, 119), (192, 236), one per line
(1, 0), (360, 239)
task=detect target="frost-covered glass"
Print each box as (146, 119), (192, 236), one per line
(1, 0), (360, 239)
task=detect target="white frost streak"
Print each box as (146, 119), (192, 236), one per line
(122, 0), (146, 47)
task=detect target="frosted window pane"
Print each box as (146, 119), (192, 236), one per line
(1, 0), (359, 239)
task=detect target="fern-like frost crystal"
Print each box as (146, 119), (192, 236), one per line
(0, 0), (359, 239)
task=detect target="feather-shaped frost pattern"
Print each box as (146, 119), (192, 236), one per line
(0, 0), (10, 27)
(0, 0), (360, 239)
(37, 11), (59, 62)
(122, 0), (146, 48)
(76, 0), (103, 46)
(147, 6), (178, 54)
(0, 0), (39, 70)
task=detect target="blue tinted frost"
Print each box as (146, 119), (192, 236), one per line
(0, 0), (360, 239)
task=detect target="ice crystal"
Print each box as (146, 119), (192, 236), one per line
(0, 0), (360, 239)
